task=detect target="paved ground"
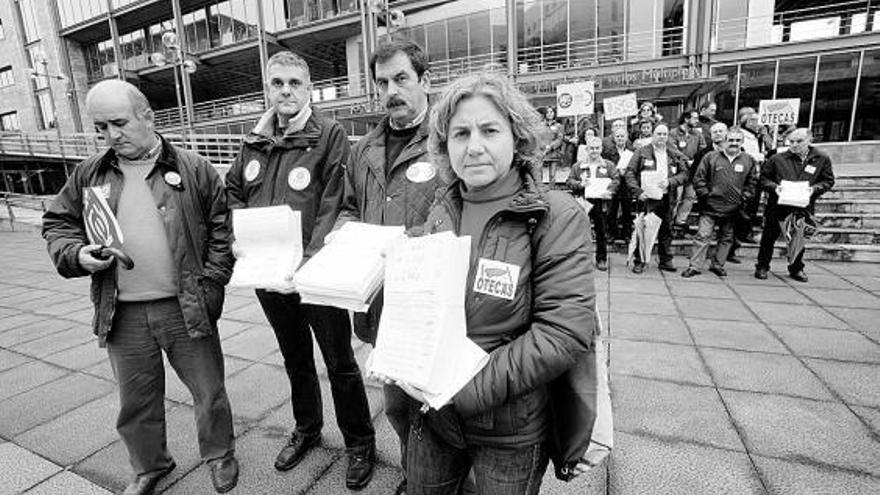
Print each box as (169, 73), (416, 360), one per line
(1, 229), (879, 494)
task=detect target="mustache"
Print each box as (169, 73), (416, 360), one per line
(386, 97), (406, 109)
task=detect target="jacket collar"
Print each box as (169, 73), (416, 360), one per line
(97, 133), (180, 175)
(441, 163), (550, 218)
(244, 107), (318, 147)
(362, 114), (431, 182)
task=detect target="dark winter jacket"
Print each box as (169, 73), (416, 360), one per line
(693, 150), (758, 216)
(760, 146), (835, 212)
(42, 136), (234, 347)
(624, 144), (690, 199)
(668, 125), (706, 160)
(565, 159), (621, 198)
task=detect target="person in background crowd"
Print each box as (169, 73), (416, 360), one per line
(625, 123), (689, 274)
(629, 101), (663, 129)
(602, 119), (630, 157)
(538, 106), (565, 186)
(669, 109), (707, 237)
(333, 40), (445, 495)
(225, 51), (376, 490)
(675, 121), (728, 237)
(42, 79), (239, 495)
(698, 101), (718, 138)
(603, 127), (635, 242)
(733, 108), (775, 252)
(632, 119), (655, 149)
(755, 128), (835, 283)
(567, 136), (621, 271)
(681, 127), (757, 278)
(403, 70), (594, 495)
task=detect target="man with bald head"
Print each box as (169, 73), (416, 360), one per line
(755, 128), (835, 282)
(43, 79), (239, 494)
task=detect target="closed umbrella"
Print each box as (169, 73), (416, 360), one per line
(626, 212), (645, 265)
(780, 211), (819, 265)
(641, 212), (663, 266)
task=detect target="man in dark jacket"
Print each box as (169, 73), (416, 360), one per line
(602, 126), (635, 241)
(698, 101), (718, 138)
(42, 80), (238, 495)
(624, 123), (689, 273)
(225, 52), (376, 489)
(682, 127), (757, 278)
(332, 40), (445, 495)
(755, 128), (835, 282)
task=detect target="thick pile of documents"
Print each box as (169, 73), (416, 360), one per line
(777, 180), (811, 208)
(584, 177), (612, 199)
(229, 205), (302, 291)
(369, 232), (489, 410)
(293, 222), (405, 311)
(640, 170), (666, 200)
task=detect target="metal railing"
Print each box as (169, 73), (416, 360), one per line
(154, 91), (265, 129)
(713, 0), (878, 51)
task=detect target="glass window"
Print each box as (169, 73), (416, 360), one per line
(627, 0), (656, 61)
(711, 65), (738, 125)
(0, 111), (21, 131)
(425, 21), (447, 62)
(37, 91), (55, 129)
(542, 0), (567, 69)
(338, 0), (357, 14)
(597, 0), (624, 63)
(713, 0), (747, 51)
(571, 0), (597, 66)
(447, 16), (468, 60)
(0, 66), (13, 87)
(517, 0), (541, 71)
(27, 46), (49, 90)
(17, 0), (40, 43)
(812, 51), (859, 142)
(321, 0), (337, 18)
(776, 56), (816, 129)
(58, 0), (110, 28)
(468, 11), (491, 58)
(738, 60), (775, 119)
(490, 6), (506, 58)
(854, 49), (880, 140)
(289, 0), (306, 26)
(662, 0), (684, 56)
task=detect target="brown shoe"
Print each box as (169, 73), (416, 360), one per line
(122, 462), (176, 495)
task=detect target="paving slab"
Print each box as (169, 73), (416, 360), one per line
(609, 340), (712, 386)
(772, 325), (880, 363)
(0, 361), (69, 402)
(223, 363), (291, 423)
(785, 272), (858, 290)
(0, 314), (62, 336)
(608, 313), (691, 345)
(721, 390), (880, 476)
(703, 348), (834, 401)
(798, 288), (880, 309)
(223, 303), (270, 325)
(11, 325), (94, 358)
(612, 375), (744, 451)
(306, 457), (401, 495)
(0, 442), (63, 495)
(0, 317), (77, 347)
(667, 280), (738, 299)
(746, 301), (849, 330)
(822, 307), (880, 341)
(220, 324), (280, 362)
(607, 432), (764, 495)
(608, 277), (669, 295)
(23, 470), (113, 495)
(675, 297), (757, 321)
(851, 406), (880, 434)
(731, 283), (812, 304)
(753, 455), (880, 495)
(609, 293), (678, 316)
(541, 460), (607, 495)
(837, 275), (880, 292)
(216, 320), (254, 340)
(687, 318), (788, 354)
(804, 358), (880, 407)
(42, 341), (108, 370)
(0, 349), (30, 372)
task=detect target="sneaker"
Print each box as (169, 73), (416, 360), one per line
(709, 265), (728, 277)
(754, 267), (769, 280)
(681, 267), (700, 278)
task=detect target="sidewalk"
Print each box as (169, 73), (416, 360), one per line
(1, 229), (878, 494)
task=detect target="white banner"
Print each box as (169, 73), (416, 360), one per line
(603, 93), (638, 121)
(557, 81), (595, 117)
(759, 99), (800, 126)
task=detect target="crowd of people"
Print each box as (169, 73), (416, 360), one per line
(546, 96), (835, 281)
(38, 37), (833, 495)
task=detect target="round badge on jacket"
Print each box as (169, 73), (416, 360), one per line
(679, 140), (687, 148)
(244, 160), (261, 182)
(288, 167), (311, 191)
(164, 171), (181, 187)
(406, 161), (436, 183)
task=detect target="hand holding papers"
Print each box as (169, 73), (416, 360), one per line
(777, 180), (811, 207)
(369, 232), (489, 410)
(616, 150), (633, 172)
(230, 206), (302, 291)
(293, 222), (405, 311)
(583, 178), (612, 199)
(640, 171), (666, 200)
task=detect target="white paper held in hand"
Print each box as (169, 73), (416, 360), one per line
(640, 170), (665, 200)
(777, 180), (811, 208)
(369, 232), (488, 410)
(583, 178), (612, 199)
(229, 205), (302, 291)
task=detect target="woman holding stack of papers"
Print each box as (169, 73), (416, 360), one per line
(391, 72), (596, 494)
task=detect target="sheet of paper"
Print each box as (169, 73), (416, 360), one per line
(229, 206), (302, 290)
(640, 170), (665, 200)
(422, 336), (490, 409)
(584, 177), (612, 199)
(616, 150), (633, 171)
(778, 180), (811, 208)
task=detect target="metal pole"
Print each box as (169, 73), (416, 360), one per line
(106, 0), (124, 79)
(849, 49), (865, 142)
(255, 0), (270, 109)
(42, 60), (69, 179)
(172, 62), (187, 143)
(171, 0), (195, 133)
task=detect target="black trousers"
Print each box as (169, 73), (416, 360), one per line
(587, 198), (608, 262)
(255, 290), (375, 451)
(607, 186), (633, 241)
(634, 196), (674, 265)
(756, 205), (806, 273)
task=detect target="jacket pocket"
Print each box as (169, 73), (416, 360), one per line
(199, 276), (225, 323)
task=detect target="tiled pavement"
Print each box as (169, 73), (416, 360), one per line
(1, 230), (879, 494)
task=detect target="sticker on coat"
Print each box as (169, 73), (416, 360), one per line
(288, 167), (311, 190)
(244, 160), (261, 182)
(473, 258), (520, 301)
(164, 171), (182, 187)
(406, 161), (436, 183)
(804, 165), (816, 174)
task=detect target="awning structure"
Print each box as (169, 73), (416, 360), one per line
(528, 76), (730, 107)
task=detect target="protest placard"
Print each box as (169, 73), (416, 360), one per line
(557, 81), (595, 117)
(759, 99), (800, 126)
(603, 93), (638, 121)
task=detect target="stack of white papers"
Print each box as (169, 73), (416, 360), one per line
(616, 150), (634, 171)
(584, 178), (612, 199)
(293, 222), (405, 311)
(230, 206), (302, 291)
(370, 232), (489, 410)
(640, 171), (666, 200)
(778, 180), (811, 207)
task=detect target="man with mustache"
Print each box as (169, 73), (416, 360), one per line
(225, 51), (376, 490)
(333, 40), (445, 495)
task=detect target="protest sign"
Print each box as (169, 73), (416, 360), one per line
(759, 99), (800, 126)
(603, 93), (638, 121)
(557, 81), (595, 117)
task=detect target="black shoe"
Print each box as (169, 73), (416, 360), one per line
(122, 462), (176, 495)
(596, 259), (608, 271)
(726, 255), (742, 264)
(632, 262), (645, 274)
(789, 270), (809, 283)
(345, 444), (376, 490)
(209, 455), (239, 494)
(394, 479), (407, 495)
(754, 267), (769, 280)
(681, 268), (700, 278)
(709, 265), (728, 277)
(738, 235), (758, 244)
(275, 432), (321, 471)
(658, 261), (677, 272)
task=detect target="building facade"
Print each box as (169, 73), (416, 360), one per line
(2, 0), (880, 142)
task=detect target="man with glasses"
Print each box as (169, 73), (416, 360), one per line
(682, 127), (758, 278)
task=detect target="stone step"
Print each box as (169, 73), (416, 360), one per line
(814, 199), (880, 214)
(815, 213), (880, 229)
(823, 185), (880, 200)
(814, 142), (880, 164)
(608, 239), (880, 263)
(810, 227), (880, 245)
(834, 174), (880, 187)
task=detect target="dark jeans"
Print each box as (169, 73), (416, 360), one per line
(255, 290), (374, 451)
(607, 187), (633, 240)
(385, 383), (412, 469)
(406, 413), (549, 495)
(587, 198), (608, 262)
(634, 196), (674, 265)
(756, 206), (805, 273)
(108, 298), (234, 475)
